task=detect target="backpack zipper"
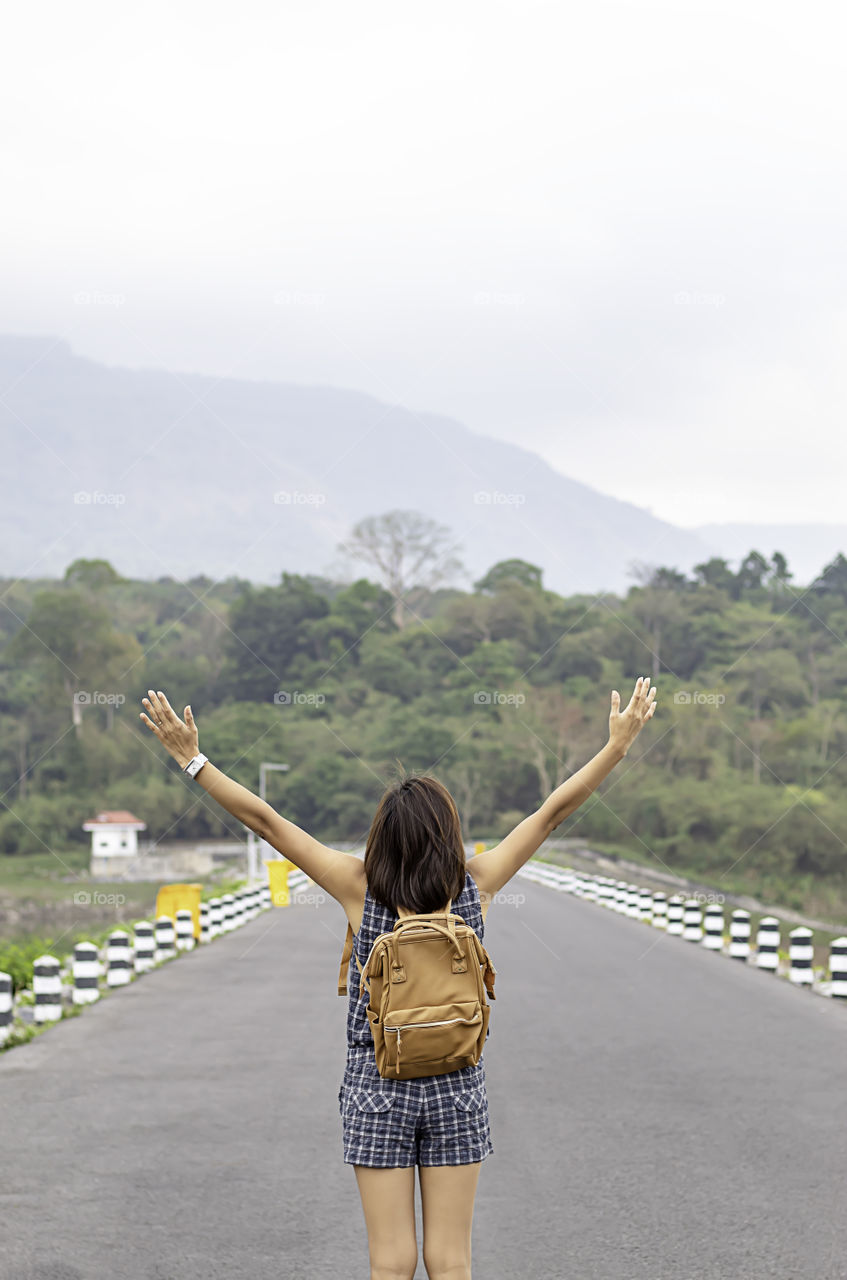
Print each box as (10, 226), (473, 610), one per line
(384, 1013), (481, 1069)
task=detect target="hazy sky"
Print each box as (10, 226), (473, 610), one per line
(2, 1), (845, 527)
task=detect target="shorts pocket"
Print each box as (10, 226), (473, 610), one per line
(452, 1085), (485, 1113)
(350, 1087), (394, 1114)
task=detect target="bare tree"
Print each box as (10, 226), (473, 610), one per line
(338, 510), (464, 629)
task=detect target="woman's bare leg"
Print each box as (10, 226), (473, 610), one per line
(419, 1163), (481, 1280)
(354, 1165), (418, 1280)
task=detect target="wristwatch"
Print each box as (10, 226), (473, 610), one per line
(183, 752), (209, 779)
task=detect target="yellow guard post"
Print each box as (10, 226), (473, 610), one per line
(473, 841), (486, 856)
(155, 883), (204, 938)
(265, 858), (296, 906)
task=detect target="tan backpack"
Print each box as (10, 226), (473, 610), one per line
(338, 907), (497, 1080)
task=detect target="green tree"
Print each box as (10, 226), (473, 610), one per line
(693, 557), (737, 595)
(736, 550), (771, 596)
(474, 559), (544, 593)
(812, 551), (847, 602)
(63, 558), (124, 590)
(8, 590), (141, 732)
(307, 579), (396, 672)
(769, 551), (792, 592)
(221, 574), (330, 702)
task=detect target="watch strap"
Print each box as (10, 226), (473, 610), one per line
(183, 753), (209, 779)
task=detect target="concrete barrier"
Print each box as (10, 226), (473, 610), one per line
(209, 897), (223, 938)
(702, 905), (724, 951)
(0, 971), (12, 1045)
(651, 893), (668, 929)
(106, 931), (132, 987)
(155, 916), (177, 961)
(682, 901), (703, 943)
(788, 927), (814, 986)
(729, 910), (751, 961)
(134, 922), (156, 973)
(175, 910), (195, 951)
(33, 956), (62, 1023)
(597, 879), (616, 909)
(666, 896), (684, 935)
(756, 918), (780, 972)
(830, 938), (847, 998)
(73, 942), (101, 1004)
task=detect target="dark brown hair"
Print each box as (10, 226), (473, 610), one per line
(364, 773), (467, 915)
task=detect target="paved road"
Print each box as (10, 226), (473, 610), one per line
(2, 879), (847, 1279)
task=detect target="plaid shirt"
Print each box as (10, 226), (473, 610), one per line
(339, 869), (493, 1166)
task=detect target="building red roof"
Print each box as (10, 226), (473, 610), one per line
(82, 810), (147, 830)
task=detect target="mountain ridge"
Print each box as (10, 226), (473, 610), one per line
(0, 335), (840, 592)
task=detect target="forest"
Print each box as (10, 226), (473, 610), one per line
(2, 516), (847, 920)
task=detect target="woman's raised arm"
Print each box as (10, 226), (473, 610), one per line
(468, 677), (657, 899)
(139, 690), (365, 907)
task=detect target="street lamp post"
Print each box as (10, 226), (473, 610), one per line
(246, 761), (289, 884)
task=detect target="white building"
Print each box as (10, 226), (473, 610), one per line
(83, 810), (147, 877)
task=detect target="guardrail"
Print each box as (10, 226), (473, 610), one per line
(1, 869), (311, 1049)
(517, 861), (847, 1000)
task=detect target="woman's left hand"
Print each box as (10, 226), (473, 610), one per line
(140, 690), (199, 768)
(608, 676), (657, 756)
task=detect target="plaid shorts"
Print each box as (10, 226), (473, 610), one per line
(339, 1045), (493, 1168)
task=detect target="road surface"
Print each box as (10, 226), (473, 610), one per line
(2, 878), (847, 1279)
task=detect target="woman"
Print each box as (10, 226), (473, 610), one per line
(140, 676), (657, 1279)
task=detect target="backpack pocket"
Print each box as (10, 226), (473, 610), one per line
(382, 1000), (483, 1075)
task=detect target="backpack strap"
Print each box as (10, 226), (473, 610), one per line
(337, 921), (363, 997)
(471, 933), (497, 1000)
(390, 907), (464, 935)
